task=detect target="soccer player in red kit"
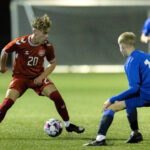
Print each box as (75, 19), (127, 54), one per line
(0, 14), (84, 133)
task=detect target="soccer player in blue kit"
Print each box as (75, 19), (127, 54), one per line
(84, 32), (150, 146)
(141, 18), (150, 43)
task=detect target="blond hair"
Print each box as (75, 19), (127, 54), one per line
(118, 32), (136, 46)
(32, 14), (52, 32)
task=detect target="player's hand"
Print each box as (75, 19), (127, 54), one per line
(102, 99), (112, 112)
(34, 76), (43, 86)
(0, 67), (8, 73)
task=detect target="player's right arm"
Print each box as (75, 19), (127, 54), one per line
(141, 18), (150, 43)
(140, 34), (150, 44)
(0, 40), (18, 73)
(109, 56), (140, 104)
(0, 49), (8, 73)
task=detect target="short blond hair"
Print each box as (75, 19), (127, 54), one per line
(118, 32), (136, 46)
(32, 14), (52, 32)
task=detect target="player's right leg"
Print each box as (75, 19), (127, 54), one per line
(0, 77), (27, 123)
(0, 89), (20, 122)
(84, 101), (126, 146)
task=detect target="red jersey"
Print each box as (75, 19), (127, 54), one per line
(4, 35), (55, 79)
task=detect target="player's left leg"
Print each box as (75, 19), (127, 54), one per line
(125, 96), (144, 143)
(42, 85), (85, 133)
(125, 108), (143, 143)
(41, 84), (70, 122)
(84, 101), (126, 146)
(34, 78), (85, 133)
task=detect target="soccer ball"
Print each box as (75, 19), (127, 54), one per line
(44, 118), (63, 137)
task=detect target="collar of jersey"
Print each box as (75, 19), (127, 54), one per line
(28, 35), (40, 47)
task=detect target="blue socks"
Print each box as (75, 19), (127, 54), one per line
(127, 108), (139, 131)
(97, 108), (138, 136)
(98, 109), (115, 135)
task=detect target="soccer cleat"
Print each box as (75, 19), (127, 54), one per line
(66, 123), (85, 133)
(126, 132), (143, 143)
(83, 140), (106, 146)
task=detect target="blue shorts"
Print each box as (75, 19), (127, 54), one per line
(125, 95), (146, 114)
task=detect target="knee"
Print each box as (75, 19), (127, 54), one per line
(42, 85), (57, 97)
(104, 109), (115, 116)
(6, 89), (20, 102)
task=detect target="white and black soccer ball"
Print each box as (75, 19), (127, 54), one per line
(44, 118), (63, 137)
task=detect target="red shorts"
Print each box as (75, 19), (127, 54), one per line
(8, 77), (54, 96)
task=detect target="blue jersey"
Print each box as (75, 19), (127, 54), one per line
(142, 18), (150, 35)
(110, 50), (150, 103)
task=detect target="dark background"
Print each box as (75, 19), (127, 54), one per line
(3, 1), (150, 66)
(31, 6), (148, 65)
(0, 0), (11, 64)
(1, 0), (10, 50)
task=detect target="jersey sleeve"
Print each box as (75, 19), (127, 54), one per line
(3, 40), (18, 54)
(127, 58), (140, 87)
(45, 43), (56, 63)
(109, 57), (140, 103)
(142, 18), (150, 35)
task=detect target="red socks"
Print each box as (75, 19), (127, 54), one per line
(0, 93), (69, 123)
(49, 91), (69, 121)
(0, 98), (14, 122)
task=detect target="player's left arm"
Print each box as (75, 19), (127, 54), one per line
(34, 61), (56, 86)
(34, 43), (56, 85)
(41, 61), (56, 77)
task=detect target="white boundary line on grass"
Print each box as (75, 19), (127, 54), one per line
(53, 65), (124, 73)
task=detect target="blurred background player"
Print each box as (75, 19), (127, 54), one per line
(84, 32), (150, 146)
(0, 14), (84, 134)
(141, 18), (150, 44)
